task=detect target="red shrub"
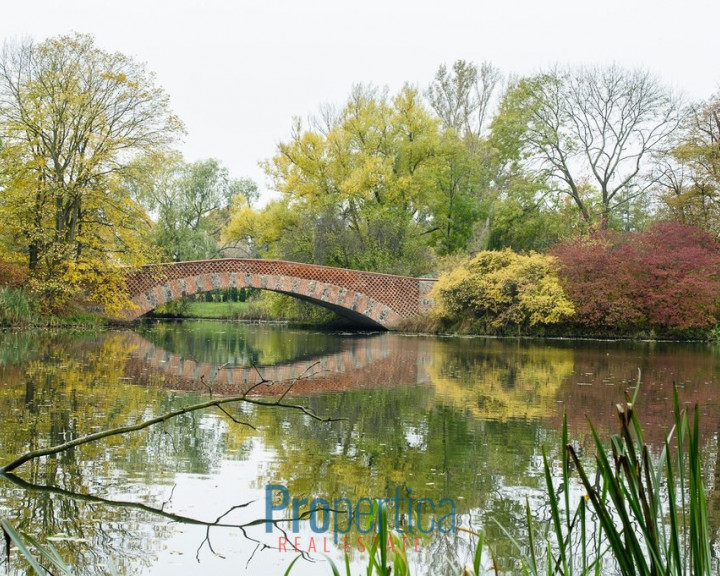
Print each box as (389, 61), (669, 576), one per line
(552, 223), (720, 331)
(0, 259), (29, 288)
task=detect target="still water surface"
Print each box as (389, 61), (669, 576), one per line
(1, 321), (719, 574)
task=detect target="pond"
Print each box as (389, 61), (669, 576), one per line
(1, 321), (719, 574)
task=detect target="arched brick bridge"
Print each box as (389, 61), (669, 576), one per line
(121, 259), (436, 329)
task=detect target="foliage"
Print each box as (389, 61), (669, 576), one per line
(152, 298), (190, 317)
(223, 199), (299, 258)
(259, 85), (440, 272)
(128, 152), (256, 262)
(486, 177), (588, 252)
(0, 258), (28, 287)
(552, 222), (720, 332)
(426, 130), (488, 255)
(252, 292), (344, 325)
(226, 83), (495, 273)
(431, 249), (575, 332)
(0, 287), (35, 325)
(0, 33), (182, 312)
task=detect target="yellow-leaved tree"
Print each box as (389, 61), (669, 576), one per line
(225, 85), (449, 276)
(0, 33), (183, 313)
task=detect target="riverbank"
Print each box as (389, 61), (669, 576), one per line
(397, 314), (719, 342)
(3, 291), (717, 342)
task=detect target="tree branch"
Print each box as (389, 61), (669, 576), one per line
(0, 373), (343, 474)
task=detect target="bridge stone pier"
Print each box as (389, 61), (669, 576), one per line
(121, 259), (436, 329)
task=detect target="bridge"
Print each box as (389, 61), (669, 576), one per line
(121, 259), (436, 329)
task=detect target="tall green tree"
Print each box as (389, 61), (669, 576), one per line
(0, 33), (182, 311)
(425, 130), (487, 254)
(424, 60), (503, 253)
(425, 60), (587, 253)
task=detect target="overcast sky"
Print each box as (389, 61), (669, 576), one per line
(2, 0), (718, 203)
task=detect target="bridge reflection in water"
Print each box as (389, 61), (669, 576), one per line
(119, 328), (720, 442)
(121, 332), (433, 397)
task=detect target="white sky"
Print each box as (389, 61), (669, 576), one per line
(2, 0), (719, 203)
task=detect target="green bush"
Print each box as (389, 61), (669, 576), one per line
(255, 292), (342, 325)
(153, 298), (190, 317)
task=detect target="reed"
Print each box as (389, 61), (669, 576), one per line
(503, 381), (714, 575)
(0, 518), (74, 575)
(0, 286), (35, 325)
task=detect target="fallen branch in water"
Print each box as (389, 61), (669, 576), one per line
(0, 364), (342, 474)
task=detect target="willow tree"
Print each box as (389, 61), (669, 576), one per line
(126, 152), (257, 262)
(243, 85), (442, 275)
(0, 33), (183, 311)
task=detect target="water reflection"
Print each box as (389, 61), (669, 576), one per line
(126, 322), (427, 396)
(0, 325), (719, 574)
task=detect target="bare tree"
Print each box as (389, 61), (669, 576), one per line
(427, 59), (502, 140)
(501, 66), (682, 228)
(655, 93), (720, 233)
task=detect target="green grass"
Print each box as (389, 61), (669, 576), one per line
(0, 286), (107, 328)
(0, 287), (35, 326)
(182, 301), (252, 319)
(151, 300), (256, 319)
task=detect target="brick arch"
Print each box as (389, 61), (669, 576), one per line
(120, 259), (436, 329)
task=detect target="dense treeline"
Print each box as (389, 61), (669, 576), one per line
(226, 62), (720, 268)
(224, 60), (720, 336)
(1, 33), (719, 334)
